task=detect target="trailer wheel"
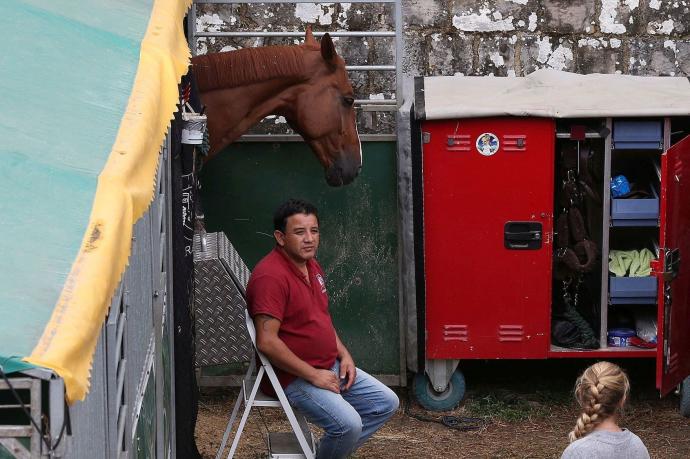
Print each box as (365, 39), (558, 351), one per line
(413, 370), (466, 411)
(681, 376), (690, 418)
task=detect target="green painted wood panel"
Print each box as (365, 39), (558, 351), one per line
(199, 142), (400, 375)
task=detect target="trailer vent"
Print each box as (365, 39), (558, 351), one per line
(668, 351), (679, 375)
(446, 134), (471, 152)
(498, 325), (524, 342)
(443, 324), (468, 341)
(502, 135), (527, 152)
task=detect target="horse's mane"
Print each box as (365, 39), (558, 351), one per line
(192, 45), (307, 92)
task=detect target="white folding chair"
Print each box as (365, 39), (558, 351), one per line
(215, 310), (316, 459)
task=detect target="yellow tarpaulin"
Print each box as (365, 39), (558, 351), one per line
(26, 0), (192, 404)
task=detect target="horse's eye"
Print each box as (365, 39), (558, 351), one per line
(343, 96), (355, 107)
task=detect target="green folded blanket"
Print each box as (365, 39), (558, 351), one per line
(609, 249), (655, 277)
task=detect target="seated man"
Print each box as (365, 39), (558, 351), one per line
(247, 198), (399, 459)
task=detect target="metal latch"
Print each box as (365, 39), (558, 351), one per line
(661, 248), (680, 281)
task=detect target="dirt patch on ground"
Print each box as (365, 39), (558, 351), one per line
(195, 360), (690, 458)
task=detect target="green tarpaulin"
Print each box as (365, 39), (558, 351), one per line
(0, 0), (153, 370)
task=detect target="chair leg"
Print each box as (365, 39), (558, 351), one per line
(215, 381), (246, 459)
(264, 364), (315, 458)
(226, 366), (265, 459)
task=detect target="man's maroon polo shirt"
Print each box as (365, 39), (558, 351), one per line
(247, 247), (338, 388)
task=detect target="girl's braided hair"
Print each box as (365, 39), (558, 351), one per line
(568, 361), (630, 442)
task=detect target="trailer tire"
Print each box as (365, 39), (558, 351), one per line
(681, 376), (690, 418)
(413, 370), (465, 412)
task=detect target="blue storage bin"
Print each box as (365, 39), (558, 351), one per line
(609, 276), (657, 304)
(611, 196), (659, 226)
(613, 120), (663, 150)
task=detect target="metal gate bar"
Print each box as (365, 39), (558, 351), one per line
(0, 377), (41, 459)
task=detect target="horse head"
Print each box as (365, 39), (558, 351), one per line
(284, 28), (361, 186)
(192, 27), (362, 187)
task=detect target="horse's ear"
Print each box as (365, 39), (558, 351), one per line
(305, 25), (317, 46)
(320, 33), (337, 66)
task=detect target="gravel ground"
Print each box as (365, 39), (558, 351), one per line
(196, 360), (690, 458)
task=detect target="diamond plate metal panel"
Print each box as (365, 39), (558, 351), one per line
(193, 232), (253, 367)
(194, 232), (250, 291)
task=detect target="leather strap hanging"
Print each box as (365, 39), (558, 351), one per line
(577, 144), (601, 205)
(555, 143), (599, 280)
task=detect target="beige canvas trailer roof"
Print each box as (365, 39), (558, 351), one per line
(415, 69), (690, 120)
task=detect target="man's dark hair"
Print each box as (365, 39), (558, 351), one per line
(273, 199), (319, 233)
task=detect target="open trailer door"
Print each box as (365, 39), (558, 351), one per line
(657, 134), (690, 395)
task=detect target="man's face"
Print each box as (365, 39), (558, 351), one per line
(275, 213), (320, 263)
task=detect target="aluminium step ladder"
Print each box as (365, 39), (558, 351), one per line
(216, 310), (316, 459)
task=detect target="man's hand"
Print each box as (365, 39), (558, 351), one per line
(339, 355), (356, 391)
(309, 369), (341, 393)
(335, 333), (356, 391)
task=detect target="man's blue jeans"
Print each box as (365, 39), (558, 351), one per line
(284, 360), (399, 459)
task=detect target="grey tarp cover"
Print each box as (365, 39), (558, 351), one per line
(418, 69), (690, 120)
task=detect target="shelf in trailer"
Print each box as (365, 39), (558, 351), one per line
(548, 345), (656, 358)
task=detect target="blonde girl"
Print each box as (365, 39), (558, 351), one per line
(561, 361), (649, 459)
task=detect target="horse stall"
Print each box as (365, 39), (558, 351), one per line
(0, 1), (191, 457)
(402, 71), (690, 414)
(187, 0), (407, 390)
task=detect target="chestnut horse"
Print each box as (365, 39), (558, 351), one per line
(191, 27), (362, 186)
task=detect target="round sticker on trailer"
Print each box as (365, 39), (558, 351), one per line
(476, 133), (499, 156)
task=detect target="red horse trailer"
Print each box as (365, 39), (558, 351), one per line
(410, 70), (690, 413)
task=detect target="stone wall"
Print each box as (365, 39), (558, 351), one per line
(193, 1), (690, 132)
(403, 0), (690, 78)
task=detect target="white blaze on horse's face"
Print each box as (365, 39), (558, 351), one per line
(356, 123), (363, 168)
(294, 33), (362, 187)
